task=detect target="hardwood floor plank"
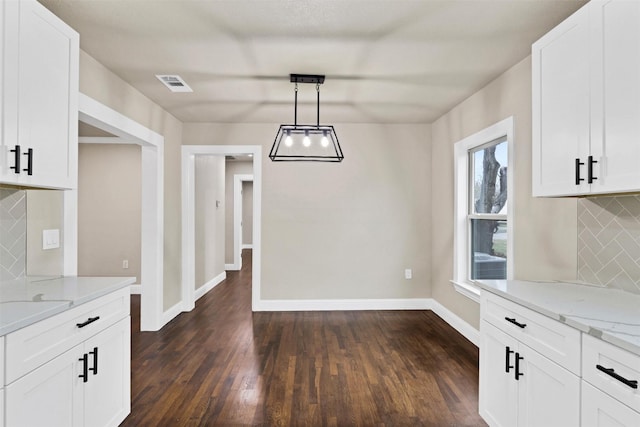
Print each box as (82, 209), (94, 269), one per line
(123, 250), (486, 426)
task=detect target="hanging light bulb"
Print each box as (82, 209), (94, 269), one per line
(303, 130), (311, 147)
(284, 130), (293, 147)
(321, 131), (329, 148)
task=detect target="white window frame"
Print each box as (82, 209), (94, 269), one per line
(452, 117), (514, 302)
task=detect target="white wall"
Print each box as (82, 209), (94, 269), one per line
(242, 181), (253, 247)
(184, 123), (432, 301)
(26, 190), (64, 277)
(224, 161), (253, 265)
(77, 144), (141, 282)
(79, 51), (183, 309)
(430, 56), (578, 329)
(194, 155), (225, 288)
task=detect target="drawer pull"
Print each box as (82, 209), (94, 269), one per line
(76, 316), (100, 328)
(79, 353), (88, 383)
(504, 317), (527, 329)
(505, 346), (514, 373)
(89, 347), (98, 375)
(596, 364), (638, 389)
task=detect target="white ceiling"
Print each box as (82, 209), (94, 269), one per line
(40, 0), (586, 124)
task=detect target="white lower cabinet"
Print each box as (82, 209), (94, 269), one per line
(83, 317), (131, 427)
(582, 381), (640, 427)
(6, 344), (84, 427)
(3, 288), (130, 427)
(480, 320), (580, 427)
(5, 317), (130, 427)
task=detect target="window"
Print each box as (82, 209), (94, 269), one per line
(452, 118), (513, 302)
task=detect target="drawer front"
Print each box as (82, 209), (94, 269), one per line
(481, 292), (581, 374)
(5, 287), (129, 384)
(582, 380), (640, 427)
(583, 334), (640, 412)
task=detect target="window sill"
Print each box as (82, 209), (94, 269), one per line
(450, 280), (481, 303)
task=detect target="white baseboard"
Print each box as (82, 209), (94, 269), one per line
(160, 301), (184, 329)
(254, 298), (431, 312)
(195, 271), (226, 301)
(225, 263), (239, 271)
(254, 297), (479, 348)
(428, 299), (480, 347)
(241, 244), (253, 250)
(129, 284), (142, 295)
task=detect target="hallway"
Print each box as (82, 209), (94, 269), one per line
(123, 250), (485, 426)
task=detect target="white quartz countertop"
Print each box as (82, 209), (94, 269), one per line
(477, 279), (640, 357)
(0, 276), (135, 336)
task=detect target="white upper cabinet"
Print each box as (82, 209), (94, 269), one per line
(532, 0), (640, 197)
(1, 0), (79, 189)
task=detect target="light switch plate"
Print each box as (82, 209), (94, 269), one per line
(42, 229), (60, 250)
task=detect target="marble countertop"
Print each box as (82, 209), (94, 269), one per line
(0, 276), (135, 336)
(477, 280), (640, 357)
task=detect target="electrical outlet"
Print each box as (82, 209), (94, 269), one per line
(122, 260), (129, 269)
(404, 269), (412, 279)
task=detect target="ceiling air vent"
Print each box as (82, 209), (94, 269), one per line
(155, 75), (193, 93)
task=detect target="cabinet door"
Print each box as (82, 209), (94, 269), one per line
(5, 345), (84, 427)
(582, 381), (640, 427)
(479, 321), (518, 427)
(1, 0), (78, 189)
(517, 344), (580, 427)
(83, 317), (131, 427)
(532, 4), (590, 197)
(589, 0), (640, 194)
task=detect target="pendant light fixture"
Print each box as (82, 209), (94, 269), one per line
(269, 74), (344, 162)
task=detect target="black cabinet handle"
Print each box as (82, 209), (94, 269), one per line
(505, 346), (514, 373)
(76, 316), (100, 328)
(23, 148), (33, 175)
(505, 317), (527, 329)
(10, 145), (21, 174)
(596, 365), (638, 389)
(515, 353), (524, 380)
(79, 353), (89, 383)
(575, 158), (585, 185)
(588, 155), (598, 184)
(89, 347), (98, 376)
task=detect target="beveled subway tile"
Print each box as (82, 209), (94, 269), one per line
(578, 195), (640, 294)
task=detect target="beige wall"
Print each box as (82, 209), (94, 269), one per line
(242, 181), (253, 246)
(430, 56), (578, 329)
(194, 155), (226, 288)
(77, 144), (141, 282)
(79, 51), (183, 309)
(224, 161), (253, 265)
(26, 190), (64, 277)
(184, 123), (432, 300)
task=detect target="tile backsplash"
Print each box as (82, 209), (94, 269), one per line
(578, 195), (640, 294)
(0, 188), (27, 281)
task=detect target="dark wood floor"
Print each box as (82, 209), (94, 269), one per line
(123, 250), (486, 426)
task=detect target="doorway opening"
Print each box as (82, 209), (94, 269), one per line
(72, 93), (164, 331)
(181, 145), (262, 312)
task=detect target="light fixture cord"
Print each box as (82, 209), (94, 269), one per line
(294, 83), (298, 126)
(316, 83), (320, 127)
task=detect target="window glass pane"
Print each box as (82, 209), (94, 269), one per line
(470, 219), (507, 280)
(471, 139), (508, 214)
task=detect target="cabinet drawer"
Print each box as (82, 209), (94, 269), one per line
(481, 292), (581, 374)
(5, 287), (129, 384)
(582, 380), (640, 427)
(583, 334), (640, 413)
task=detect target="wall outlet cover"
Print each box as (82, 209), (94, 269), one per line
(42, 229), (60, 250)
